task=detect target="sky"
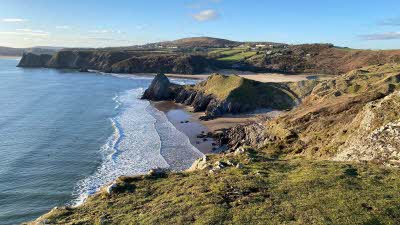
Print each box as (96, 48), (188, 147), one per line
(1, 0), (400, 49)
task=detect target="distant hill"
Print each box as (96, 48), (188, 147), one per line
(145, 37), (242, 48)
(0, 46), (24, 56)
(0, 46), (63, 57)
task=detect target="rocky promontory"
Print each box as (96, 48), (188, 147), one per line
(142, 73), (299, 119)
(17, 53), (53, 67)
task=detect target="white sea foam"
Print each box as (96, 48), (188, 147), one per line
(88, 69), (198, 85)
(112, 94), (122, 110)
(148, 106), (203, 171)
(72, 87), (203, 206)
(72, 88), (168, 205)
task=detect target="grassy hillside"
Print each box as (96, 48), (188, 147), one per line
(191, 74), (297, 110)
(251, 64), (400, 162)
(29, 150), (400, 225)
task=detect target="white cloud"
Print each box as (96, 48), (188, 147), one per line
(193, 9), (219, 21)
(0, 29), (49, 37)
(56, 25), (71, 29)
(89, 29), (114, 33)
(2, 18), (28, 23)
(16, 28), (46, 33)
(359, 32), (400, 40)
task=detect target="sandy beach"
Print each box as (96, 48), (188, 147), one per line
(152, 101), (216, 153)
(134, 69), (335, 83)
(152, 101), (281, 153)
(0, 56), (20, 59)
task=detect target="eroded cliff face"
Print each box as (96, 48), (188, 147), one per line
(18, 51), (211, 74)
(111, 55), (210, 74)
(17, 53), (53, 67)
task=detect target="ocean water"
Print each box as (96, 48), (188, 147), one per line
(0, 58), (203, 224)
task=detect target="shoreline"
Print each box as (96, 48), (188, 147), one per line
(152, 100), (282, 153)
(0, 56), (21, 59)
(151, 101), (215, 154)
(101, 70), (335, 83)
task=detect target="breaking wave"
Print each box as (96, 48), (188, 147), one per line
(72, 87), (202, 205)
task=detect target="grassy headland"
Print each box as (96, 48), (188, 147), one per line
(29, 150), (400, 225)
(28, 64), (400, 225)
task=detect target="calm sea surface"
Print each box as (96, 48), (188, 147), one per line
(0, 58), (202, 225)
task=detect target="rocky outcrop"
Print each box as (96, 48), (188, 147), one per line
(333, 91), (400, 166)
(141, 73), (179, 100)
(215, 123), (268, 150)
(17, 53), (53, 67)
(143, 74), (297, 119)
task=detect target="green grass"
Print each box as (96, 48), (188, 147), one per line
(195, 74), (243, 100)
(217, 51), (257, 62)
(32, 150), (400, 225)
(208, 48), (230, 54)
(193, 74), (296, 109)
(208, 47), (257, 62)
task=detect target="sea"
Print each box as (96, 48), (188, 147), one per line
(0, 58), (203, 225)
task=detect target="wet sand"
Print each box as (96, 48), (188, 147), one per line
(152, 101), (281, 153)
(152, 101), (216, 154)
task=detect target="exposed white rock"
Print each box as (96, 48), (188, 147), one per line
(334, 91), (400, 166)
(187, 155), (210, 172)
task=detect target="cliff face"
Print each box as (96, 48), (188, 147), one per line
(18, 50), (211, 74)
(18, 43), (400, 75)
(17, 53), (53, 67)
(111, 55), (210, 74)
(142, 74), (298, 119)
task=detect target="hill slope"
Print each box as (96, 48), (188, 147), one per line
(153, 37), (241, 48)
(26, 64), (400, 225)
(224, 64), (400, 165)
(0, 46), (24, 56)
(28, 155), (400, 225)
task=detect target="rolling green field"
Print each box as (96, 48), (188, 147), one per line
(209, 47), (258, 62)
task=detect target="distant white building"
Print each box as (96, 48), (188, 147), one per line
(256, 44), (266, 48)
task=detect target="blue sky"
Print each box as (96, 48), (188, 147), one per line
(1, 0), (400, 49)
